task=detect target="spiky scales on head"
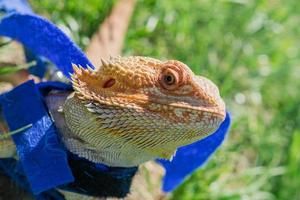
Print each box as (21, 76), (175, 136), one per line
(63, 56), (225, 167)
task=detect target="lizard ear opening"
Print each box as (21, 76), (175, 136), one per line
(103, 78), (116, 88)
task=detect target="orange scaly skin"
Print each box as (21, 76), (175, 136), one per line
(62, 56), (226, 167)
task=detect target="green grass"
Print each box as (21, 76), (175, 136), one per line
(29, 0), (300, 199)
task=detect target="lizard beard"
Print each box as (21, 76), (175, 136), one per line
(62, 94), (220, 167)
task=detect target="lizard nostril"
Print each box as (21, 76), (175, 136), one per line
(103, 78), (116, 88)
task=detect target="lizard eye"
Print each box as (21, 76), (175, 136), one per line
(163, 74), (175, 85)
(160, 67), (180, 90)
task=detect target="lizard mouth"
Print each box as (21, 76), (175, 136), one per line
(108, 93), (226, 120)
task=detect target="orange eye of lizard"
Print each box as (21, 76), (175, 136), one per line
(160, 68), (180, 90)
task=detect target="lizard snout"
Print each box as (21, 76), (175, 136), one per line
(193, 75), (226, 121)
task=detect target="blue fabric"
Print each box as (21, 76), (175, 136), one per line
(37, 81), (73, 95)
(24, 47), (47, 78)
(0, 80), (74, 194)
(0, 13), (94, 78)
(0, 159), (65, 199)
(0, 0), (48, 78)
(60, 152), (137, 198)
(0, 81), (138, 198)
(157, 112), (231, 192)
(0, 0), (32, 14)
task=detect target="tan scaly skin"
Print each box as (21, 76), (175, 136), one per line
(62, 56), (226, 167)
(0, 56), (226, 167)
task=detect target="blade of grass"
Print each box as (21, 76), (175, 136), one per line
(0, 124), (32, 139)
(0, 40), (12, 47)
(0, 61), (37, 75)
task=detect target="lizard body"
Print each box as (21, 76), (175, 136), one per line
(60, 56), (225, 167)
(1, 56), (226, 167)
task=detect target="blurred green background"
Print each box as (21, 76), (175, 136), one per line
(29, 0), (300, 199)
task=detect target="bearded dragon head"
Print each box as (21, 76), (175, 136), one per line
(65, 56), (225, 167)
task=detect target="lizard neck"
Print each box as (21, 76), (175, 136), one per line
(46, 92), (173, 167)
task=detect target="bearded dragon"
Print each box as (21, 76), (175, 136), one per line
(0, 56), (226, 167)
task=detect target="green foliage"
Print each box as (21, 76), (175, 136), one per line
(30, 0), (115, 47)
(0, 61), (36, 75)
(32, 0), (300, 199)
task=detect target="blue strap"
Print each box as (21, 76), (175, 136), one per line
(0, 158), (65, 200)
(0, 13), (94, 78)
(0, 0), (48, 78)
(24, 47), (47, 78)
(0, 80), (74, 194)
